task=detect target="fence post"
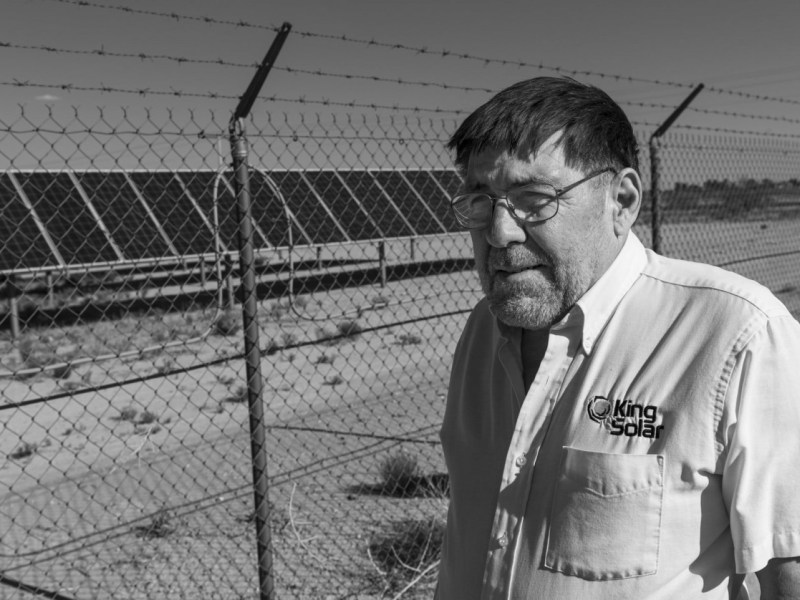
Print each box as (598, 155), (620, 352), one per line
(8, 274), (20, 341)
(650, 137), (662, 254)
(224, 253), (235, 308)
(228, 21), (291, 600)
(648, 83), (704, 255)
(378, 241), (387, 287)
(45, 273), (54, 307)
(230, 119), (275, 600)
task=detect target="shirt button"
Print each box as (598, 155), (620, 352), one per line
(515, 454), (527, 467)
(497, 532), (508, 548)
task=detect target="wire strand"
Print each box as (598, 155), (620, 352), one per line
(36, 0), (800, 108)
(0, 80), (469, 114)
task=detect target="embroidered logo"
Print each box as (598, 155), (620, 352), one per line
(587, 396), (613, 423)
(586, 395), (664, 439)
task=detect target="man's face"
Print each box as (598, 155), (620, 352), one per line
(464, 132), (619, 330)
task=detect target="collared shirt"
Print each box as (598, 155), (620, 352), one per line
(437, 233), (800, 600)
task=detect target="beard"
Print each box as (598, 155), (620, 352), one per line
(477, 245), (585, 330)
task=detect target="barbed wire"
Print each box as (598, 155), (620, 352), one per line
(10, 40), (800, 123)
(661, 142), (800, 156)
(1, 78), (238, 100)
(0, 40), (492, 94)
(39, 0), (284, 32)
(3, 80), (797, 139)
(0, 80), (466, 114)
(36, 0), (800, 108)
(0, 40), (263, 69)
(277, 65), (493, 93)
(0, 109), (794, 142)
(622, 100), (800, 126)
(671, 123), (800, 139)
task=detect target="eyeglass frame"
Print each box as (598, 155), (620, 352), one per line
(450, 166), (618, 229)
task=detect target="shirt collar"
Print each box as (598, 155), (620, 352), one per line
(561, 232), (647, 354)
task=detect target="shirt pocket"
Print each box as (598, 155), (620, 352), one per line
(544, 447), (665, 580)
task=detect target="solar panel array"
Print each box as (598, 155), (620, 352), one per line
(0, 169), (462, 271)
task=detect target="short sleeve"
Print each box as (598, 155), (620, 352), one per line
(722, 313), (800, 573)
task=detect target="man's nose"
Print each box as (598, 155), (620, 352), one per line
(485, 201), (527, 247)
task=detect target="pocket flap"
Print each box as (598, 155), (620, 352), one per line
(563, 447), (664, 497)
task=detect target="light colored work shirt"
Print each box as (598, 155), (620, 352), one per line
(437, 233), (800, 599)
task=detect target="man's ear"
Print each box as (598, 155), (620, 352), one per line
(611, 168), (642, 237)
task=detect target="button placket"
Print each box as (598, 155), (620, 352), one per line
(483, 330), (578, 599)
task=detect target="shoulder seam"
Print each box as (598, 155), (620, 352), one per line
(640, 271), (781, 318)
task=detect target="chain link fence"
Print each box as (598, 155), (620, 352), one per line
(0, 106), (798, 599)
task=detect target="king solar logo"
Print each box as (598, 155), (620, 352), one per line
(586, 395), (664, 439)
(587, 396), (613, 423)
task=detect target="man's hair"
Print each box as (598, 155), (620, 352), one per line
(448, 77), (639, 175)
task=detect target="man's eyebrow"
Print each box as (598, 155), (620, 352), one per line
(503, 175), (557, 189)
(461, 174), (557, 193)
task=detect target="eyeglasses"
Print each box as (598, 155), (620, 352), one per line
(450, 167), (617, 229)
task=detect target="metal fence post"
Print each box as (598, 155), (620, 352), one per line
(227, 21), (291, 600)
(648, 83), (704, 255)
(224, 253), (235, 308)
(230, 119), (275, 600)
(378, 240), (387, 287)
(650, 137), (662, 254)
(8, 273), (20, 340)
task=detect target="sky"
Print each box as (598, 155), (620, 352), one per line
(2, 0), (800, 172)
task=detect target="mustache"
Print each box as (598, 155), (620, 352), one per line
(487, 246), (551, 271)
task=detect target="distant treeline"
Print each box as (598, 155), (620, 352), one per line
(640, 179), (800, 222)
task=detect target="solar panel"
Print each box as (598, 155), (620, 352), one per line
(248, 170), (301, 247)
(179, 171), (246, 252)
(338, 171), (412, 238)
(373, 171), (445, 236)
(405, 170), (459, 232)
(75, 172), (170, 260)
(132, 172), (215, 256)
(15, 172), (118, 265)
(270, 172), (346, 245)
(0, 174), (56, 270)
(304, 171), (381, 241)
(430, 169), (463, 200)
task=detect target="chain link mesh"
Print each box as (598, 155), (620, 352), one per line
(0, 106), (797, 599)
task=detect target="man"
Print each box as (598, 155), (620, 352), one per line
(436, 77), (800, 599)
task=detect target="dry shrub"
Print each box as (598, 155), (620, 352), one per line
(213, 311), (240, 336)
(224, 384), (248, 403)
(9, 440), (38, 460)
(132, 508), (176, 539)
(116, 406), (138, 422)
(397, 333), (422, 346)
(314, 353), (335, 365)
(380, 451), (421, 496)
(369, 518), (444, 591)
(336, 320), (363, 339)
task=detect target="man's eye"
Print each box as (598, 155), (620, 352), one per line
(512, 191), (553, 206)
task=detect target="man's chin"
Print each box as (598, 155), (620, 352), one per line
(487, 293), (561, 330)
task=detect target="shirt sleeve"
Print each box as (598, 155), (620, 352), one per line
(722, 313), (800, 574)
